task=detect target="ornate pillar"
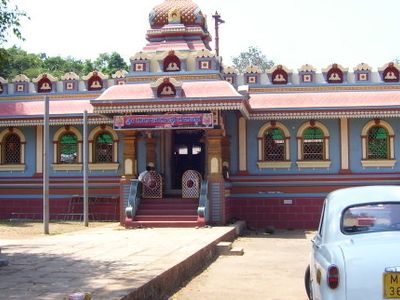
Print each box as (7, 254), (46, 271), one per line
(221, 135), (230, 168)
(121, 130), (138, 179)
(238, 116), (247, 172)
(206, 128), (226, 225)
(206, 129), (224, 180)
(145, 131), (157, 167)
(340, 118), (350, 173)
(36, 125), (43, 175)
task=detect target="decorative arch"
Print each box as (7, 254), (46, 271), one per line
(268, 65), (291, 85)
(326, 65), (343, 83)
(163, 51), (181, 72)
(361, 119), (395, 168)
(382, 63), (400, 82)
(157, 82), (176, 97)
(271, 67), (288, 84)
(0, 128), (26, 168)
(88, 125), (119, 164)
(87, 73), (103, 91)
(257, 121), (290, 169)
(38, 76), (52, 93)
(151, 77), (182, 98)
(53, 126), (82, 165)
(296, 121), (331, 169)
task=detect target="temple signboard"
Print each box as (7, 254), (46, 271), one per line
(113, 113), (214, 130)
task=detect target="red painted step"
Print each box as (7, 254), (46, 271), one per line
(126, 197), (202, 228)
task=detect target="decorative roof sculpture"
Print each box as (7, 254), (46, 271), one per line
(146, 0), (211, 50)
(149, 0), (206, 30)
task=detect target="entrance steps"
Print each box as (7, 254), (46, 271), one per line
(126, 197), (205, 228)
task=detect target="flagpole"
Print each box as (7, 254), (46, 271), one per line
(43, 96), (50, 234)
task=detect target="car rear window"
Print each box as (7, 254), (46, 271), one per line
(342, 203), (400, 234)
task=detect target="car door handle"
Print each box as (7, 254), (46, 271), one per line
(311, 238), (321, 249)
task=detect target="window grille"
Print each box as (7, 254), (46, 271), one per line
(59, 133), (77, 163)
(3, 134), (21, 164)
(367, 126), (388, 159)
(303, 127), (324, 160)
(264, 128), (285, 161)
(95, 132), (113, 163)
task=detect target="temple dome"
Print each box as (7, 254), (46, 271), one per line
(149, 0), (207, 30)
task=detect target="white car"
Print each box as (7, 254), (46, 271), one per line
(305, 185), (400, 300)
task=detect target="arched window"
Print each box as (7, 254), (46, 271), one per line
(53, 126), (82, 171)
(297, 121), (331, 169)
(302, 127), (324, 160)
(88, 125), (119, 171)
(264, 128), (285, 161)
(94, 132), (113, 163)
(361, 120), (395, 168)
(3, 133), (21, 164)
(367, 126), (388, 159)
(257, 121), (291, 169)
(59, 132), (78, 164)
(0, 128), (26, 170)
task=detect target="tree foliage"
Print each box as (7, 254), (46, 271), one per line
(94, 52), (128, 75)
(0, 47), (129, 79)
(0, 0), (28, 44)
(231, 46), (274, 73)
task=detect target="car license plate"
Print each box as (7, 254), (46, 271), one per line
(384, 272), (400, 298)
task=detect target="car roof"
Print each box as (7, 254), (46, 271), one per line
(327, 185), (400, 209)
(323, 186), (400, 243)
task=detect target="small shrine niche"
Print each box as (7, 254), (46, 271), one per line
(151, 77), (183, 98)
(168, 8), (181, 24)
(323, 64), (347, 84)
(12, 74), (30, 93)
(163, 51), (181, 72)
(194, 49), (217, 71)
(379, 62), (400, 83)
(112, 70), (128, 85)
(61, 72), (80, 92)
(222, 66), (238, 86)
(33, 73), (57, 93)
(268, 65), (292, 85)
(82, 71), (108, 91)
(354, 63), (371, 83)
(130, 51), (151, 73)
(298, 64), (316, 84)
(243, 65), (262, 85)
(158, 82), (176, 97)
(0, 77), (8, 95)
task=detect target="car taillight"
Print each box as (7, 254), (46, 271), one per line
(327, 265), (339, 289)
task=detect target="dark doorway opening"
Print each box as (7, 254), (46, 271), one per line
(171, 130), (205, 189)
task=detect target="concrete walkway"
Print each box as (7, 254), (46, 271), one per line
(171, 230), (314, 300)
(0, 224), (236, 300)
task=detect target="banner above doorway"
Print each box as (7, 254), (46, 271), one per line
(113, 113), (214, 130)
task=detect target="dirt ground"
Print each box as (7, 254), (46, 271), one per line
(0, 221), (117, 240)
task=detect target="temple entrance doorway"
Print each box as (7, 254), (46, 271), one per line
(171, 130), (205, 190)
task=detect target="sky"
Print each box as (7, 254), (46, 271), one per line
(5, 0), (400, 71)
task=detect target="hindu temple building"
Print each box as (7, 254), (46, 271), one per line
(1, 0), (400, 229)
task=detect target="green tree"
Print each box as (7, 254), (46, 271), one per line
(0, 0), (28, 44)
(231, 46), (274, 73)
(94, 52), (128, 75)
(0, 47), (129, 79)
(0, 46), (42, 78)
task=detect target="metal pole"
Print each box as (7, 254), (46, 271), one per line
(212, 11), (225, 57)
(43, 96), (50, 234)
(83, 110), (89, 226)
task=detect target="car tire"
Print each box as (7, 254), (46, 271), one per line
(305, 265), (313, 300)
